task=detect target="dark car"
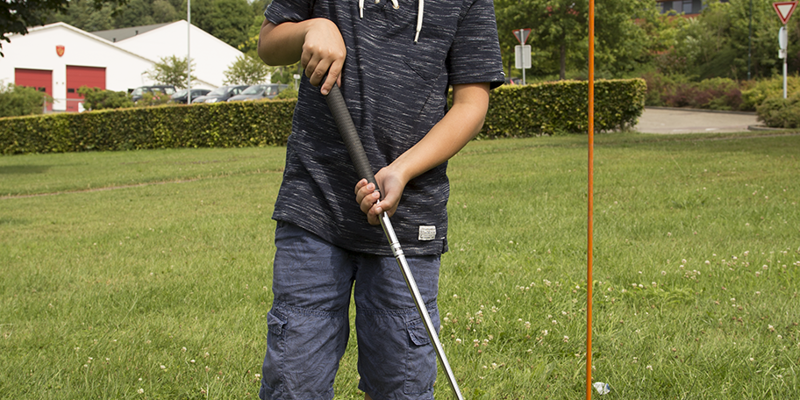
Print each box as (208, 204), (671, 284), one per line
(130, 85), (176, 103)
(227, 83), (289, 102)
(192, 85), (249, 104)
(169, 88), (211, 104)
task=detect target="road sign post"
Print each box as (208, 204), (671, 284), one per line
(774, 2), (797, 98)
(512, 29), (531, 85)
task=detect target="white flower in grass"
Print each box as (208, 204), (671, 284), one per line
(705, 260), (711, 265)
(160, 365), (166, 370)
(137, 388), (144, 394)
(646, 365), (653, 371)
(768, 325), (775, 332)
(455, 338), (462, 344)
(563, 336), (569, 343)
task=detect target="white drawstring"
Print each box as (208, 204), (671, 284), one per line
(357, 0), (424, 43)
(414, 0), (423, 42)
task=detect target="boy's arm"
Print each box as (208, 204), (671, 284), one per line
(355, 82), (491, 225)
(257, 18), (345, 95)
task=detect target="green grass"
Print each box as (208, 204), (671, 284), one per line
(1, 131), (798, 399)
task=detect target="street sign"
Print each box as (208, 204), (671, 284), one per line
(515, 45), (531, 69)
(773, 2), (797, 24)
(513, 29), (531, 45)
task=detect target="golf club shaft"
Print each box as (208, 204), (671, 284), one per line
(325, 84), (464, 400)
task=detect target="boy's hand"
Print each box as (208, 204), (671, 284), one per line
(354, 167), (407, 226)
(301, 19), (345, 95)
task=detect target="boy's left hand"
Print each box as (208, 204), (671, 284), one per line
(354, 167), (407, 226)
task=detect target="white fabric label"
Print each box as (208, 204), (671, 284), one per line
(418, 226), (436, 241)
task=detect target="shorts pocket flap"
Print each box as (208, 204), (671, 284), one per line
(408, 322), (431, 347)
(267, 310), (288, 336)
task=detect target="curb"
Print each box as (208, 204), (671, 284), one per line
(748, 125), (789, 131)
(646, 106), (757, 116)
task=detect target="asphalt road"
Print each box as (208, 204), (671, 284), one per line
(634, 107), (760, 134)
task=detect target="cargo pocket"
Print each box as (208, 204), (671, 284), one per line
(263, 308), (289, 396)
(403, 311), (438, 396)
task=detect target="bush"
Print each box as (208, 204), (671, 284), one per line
(273, 88), (298, 100)
(0, 100), (297, 154)
(134, 92), (171, 107)
(481, 79), (646, 137)
(77, 87), (134, 110)
(0, 79), (646, 154)
(755, 94), (800, 128)
(0, 84), (51, 117)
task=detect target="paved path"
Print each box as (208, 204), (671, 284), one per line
(635, 107), (759, 134)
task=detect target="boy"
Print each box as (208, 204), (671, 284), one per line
(257, 0), (504, 398)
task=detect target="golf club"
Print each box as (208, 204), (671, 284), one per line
(325, 84), (465, 400)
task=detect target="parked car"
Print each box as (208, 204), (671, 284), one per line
(227, 83), (290, 102)
(192, 85), (249, 104)
(169, 88), (211, 104)
(130, 85), (176, 103)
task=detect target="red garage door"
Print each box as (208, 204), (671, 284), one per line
(66, 66), (106, 112)
(15, 68), (53, 111)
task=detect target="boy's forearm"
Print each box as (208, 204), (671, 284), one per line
(257, 19), (307, 66)
(390, 83), (490, 183)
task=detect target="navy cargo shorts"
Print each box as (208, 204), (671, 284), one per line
(259, 222), (440, 400)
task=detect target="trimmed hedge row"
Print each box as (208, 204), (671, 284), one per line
(0, 100), (296, 155)
(481, 79), (646, 138)
(0, 79), (645, 155)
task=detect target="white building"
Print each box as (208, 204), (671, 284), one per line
(0, 20), (244, 112)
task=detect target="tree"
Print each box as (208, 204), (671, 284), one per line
(146, 55), (196, 88)
(494, 0), (653, 80)
(223, 54), (270, 85)
(1, 0), (126, 55)
(184, 0), (253, 47)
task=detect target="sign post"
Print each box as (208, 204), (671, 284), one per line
(513, 29), (531, 85)
(774, 1), (797, 98)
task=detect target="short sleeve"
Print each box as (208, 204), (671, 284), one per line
(447, 0), (505, 89)
(265, 0), (314, 25)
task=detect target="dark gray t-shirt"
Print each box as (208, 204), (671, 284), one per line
(266, 0), (504, 256)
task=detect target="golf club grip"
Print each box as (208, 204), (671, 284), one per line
(325, 85), (379, 191)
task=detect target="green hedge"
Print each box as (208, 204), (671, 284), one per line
(0, 100), (296, 154)
(0, 79), (645, 155)
(481, 79), (646, 138)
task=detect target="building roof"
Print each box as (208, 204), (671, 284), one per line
(91, 22), (172, 43)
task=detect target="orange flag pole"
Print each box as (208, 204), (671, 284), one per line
(586, 0), (595, 398)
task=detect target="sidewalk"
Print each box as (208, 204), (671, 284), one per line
(634, 107), (760, 134)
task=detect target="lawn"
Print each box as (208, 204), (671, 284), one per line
(1, 131), (798, 399)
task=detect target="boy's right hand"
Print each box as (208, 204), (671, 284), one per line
(301, 18), (346, 95)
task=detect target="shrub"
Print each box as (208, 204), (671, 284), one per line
(134, 92), (172, 107)
(77, 87), (134, 110)
(0, 84), (51, 117)
(0, 79), (646, 154)
(0, 100), (297, 154)
(756, 94), (800, 128)
(273, 88), (298, 100)
(481, 79), (646, 137)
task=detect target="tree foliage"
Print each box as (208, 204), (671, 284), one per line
(146, 55), (196, 89)
(223, 55), (270, 85)
(661, 0), (786, 80)
(494, 0), (655, 80)
(1, 0), (127, 55)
